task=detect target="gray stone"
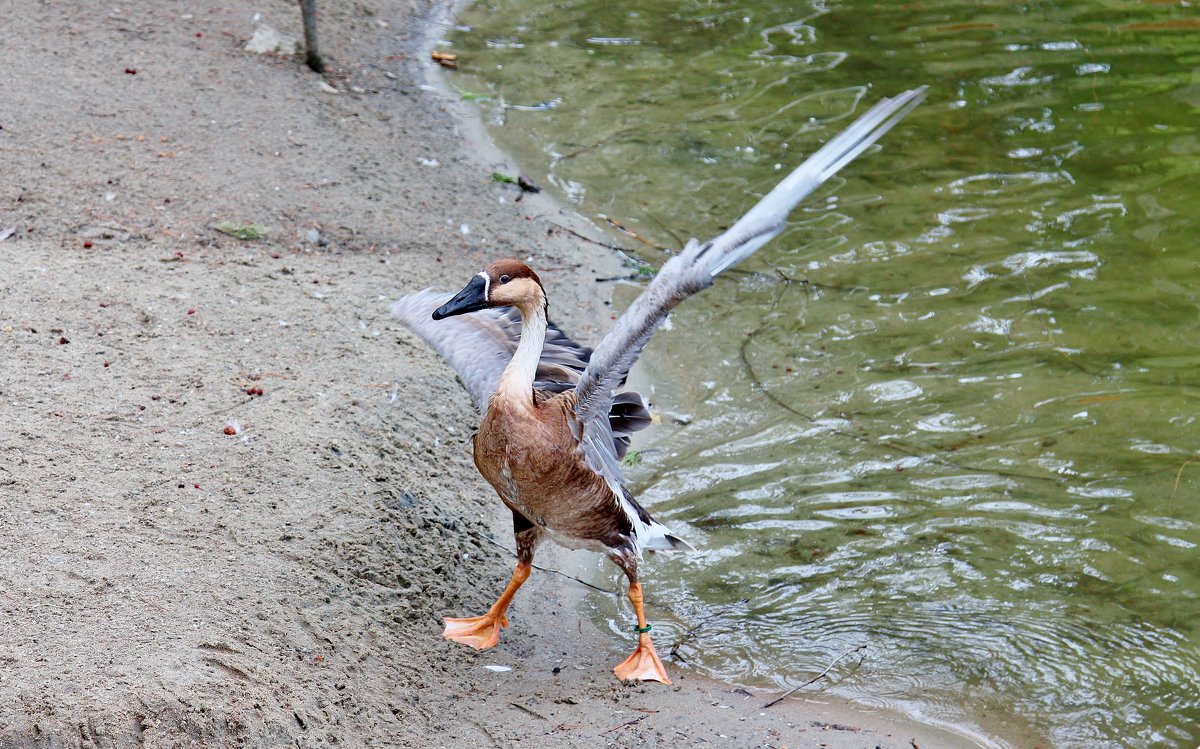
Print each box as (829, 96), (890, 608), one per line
(245, 24), (299, 55)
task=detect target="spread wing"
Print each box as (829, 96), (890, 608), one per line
(572, 87), (927, 429)
(392, 289), (593, 413)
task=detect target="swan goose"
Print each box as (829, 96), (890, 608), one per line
(393, 87), (926, 683)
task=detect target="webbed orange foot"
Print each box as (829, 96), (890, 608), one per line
(443, 613), (509, 650)
(614, 633), (671, 684)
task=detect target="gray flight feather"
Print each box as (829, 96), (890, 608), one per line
(572, 86), (927, 428)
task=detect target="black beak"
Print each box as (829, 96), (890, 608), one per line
(433, 274), (488, 320)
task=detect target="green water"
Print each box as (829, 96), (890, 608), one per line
(451, 1), (1200, 746)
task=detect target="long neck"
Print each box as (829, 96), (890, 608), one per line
(496, 300), (547, 407)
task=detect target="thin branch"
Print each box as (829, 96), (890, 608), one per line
(554, 128), (635, 160)
(669, 608), (725, 660)
(603, 714), (649, 734)
(1022, 271), (1053, 344)
(598, 214), (673, 251)
(543, 220), (628, 253)
(761, 645), (866, 709)
(1172, 455), (1199, 499)
(509, 702), (548, 721)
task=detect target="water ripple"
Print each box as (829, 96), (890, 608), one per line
(944, 170), (1073, 195)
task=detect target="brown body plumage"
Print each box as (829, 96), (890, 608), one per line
(474, 390), (636, 553)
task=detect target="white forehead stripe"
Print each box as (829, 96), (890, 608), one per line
(476, 270), (491, 301)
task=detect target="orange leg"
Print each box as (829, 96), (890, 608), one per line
(443, 560), (530, 650)
(613, 581), (671, 684)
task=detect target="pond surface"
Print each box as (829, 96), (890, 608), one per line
(450, 1), (1200, 746)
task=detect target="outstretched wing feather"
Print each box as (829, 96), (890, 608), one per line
(572, 87), (927, 428)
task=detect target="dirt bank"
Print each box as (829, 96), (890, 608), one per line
(0, 1), (994, 746)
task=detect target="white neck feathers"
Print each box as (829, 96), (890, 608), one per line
(496, 300), (547, 407)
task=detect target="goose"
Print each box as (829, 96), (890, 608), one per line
(392, 87), (926, 683)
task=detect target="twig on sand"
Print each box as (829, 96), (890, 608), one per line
(761, 645), (867, 709)
(510, 702), (548, 721)
(603, 714), (649, 734)
(541, 219), (668, 282)
(544, 220), (627, 253)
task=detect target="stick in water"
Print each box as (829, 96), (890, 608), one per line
(761, 645), (867, 709)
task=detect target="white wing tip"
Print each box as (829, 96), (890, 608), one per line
(643, 522), (695, 552)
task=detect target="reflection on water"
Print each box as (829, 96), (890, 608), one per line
(453, 1), (1200, 746)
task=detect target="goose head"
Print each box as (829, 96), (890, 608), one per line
(433, 259), (545, 319)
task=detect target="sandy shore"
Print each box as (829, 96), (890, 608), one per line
(0, 1), (1000, 746)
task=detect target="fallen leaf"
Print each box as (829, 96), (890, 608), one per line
(431, 50), (458, 69)
(214, 222), (268, 240)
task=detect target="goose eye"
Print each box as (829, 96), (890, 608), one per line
(499, 274), (511, 284)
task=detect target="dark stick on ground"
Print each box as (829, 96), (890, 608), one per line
(603, 714), (649, 734)
(761, 645), (867, 709)
(299, 0), (324, 73)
